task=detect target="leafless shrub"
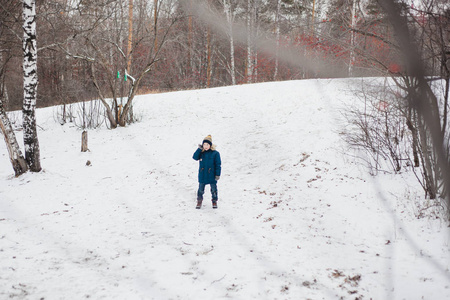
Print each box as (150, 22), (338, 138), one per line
(54, 104), (76, 125)
(342, 74), (450, 217)
(74, 100), (105, 130)
(342, 79), (410, 175)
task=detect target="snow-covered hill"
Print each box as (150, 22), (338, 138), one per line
(1, 79), (449, 299)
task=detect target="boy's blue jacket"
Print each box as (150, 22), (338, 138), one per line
(193, 147), (221, 184)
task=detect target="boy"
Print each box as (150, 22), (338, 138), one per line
(193, 135), (221, 209)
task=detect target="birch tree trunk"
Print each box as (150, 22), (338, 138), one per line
(348, 0), (358, 76)
(223, 0), (236, 85)
(273, 0), (281, 81)
(22, 0), (41, 172)
(253, 6), (259, 82)
(0, 83), (28, 176)
(206, 27), (212, 87)
(246, 0), (254, 83)
(311, 0), (316, 33)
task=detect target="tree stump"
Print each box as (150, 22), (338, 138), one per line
(81, 130), (89, 152)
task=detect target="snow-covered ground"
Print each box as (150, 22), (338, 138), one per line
(1, 79), (449, 299)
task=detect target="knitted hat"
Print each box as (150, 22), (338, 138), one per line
(203, 135), (213, 146)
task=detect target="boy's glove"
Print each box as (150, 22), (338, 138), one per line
(198, 144), (203, 149)
(215, 176), (220, 181)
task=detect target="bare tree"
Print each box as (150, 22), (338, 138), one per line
(333, 0), (449, 213)
(357, 0), (450, 215)
(246, 0), (256, 83)
(348, 0), (358, 76)
(343, 79), (409, 174)
(222, 0), (238, 85)
(57, 0), (180, 128)
(273, 0), (281, 81)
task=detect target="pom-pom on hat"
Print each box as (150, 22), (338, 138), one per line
(203, 135), (213, 146)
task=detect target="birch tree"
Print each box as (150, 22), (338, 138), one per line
(246, 0), (255, 83)
(348, 0), (358, 76)
(0, 52), (28, 176)
(22, 0), (41, 172)
(273, 0), (281, 81)
(206, 26), (213, 87)
(222, 0), (237, 85)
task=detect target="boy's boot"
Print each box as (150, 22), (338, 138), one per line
(196, 200), (202, 209)
(212, 200), (218, 209)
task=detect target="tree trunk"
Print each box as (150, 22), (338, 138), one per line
(406, 108), (420, 167)
(311, 0), (316, 33)
(418, 116), (437, 199)
(126, 0), (134, 125)
(81, 130), (89, 152)
(91, 63), (117, 128)
(188, 0), (193, 76)
(348, 0), (358, 76)
(206, 27), (212, 88)
(246, 0), (254, 83)
(441, 78), (449, 134)
(223, 0), (236, 85)
(153, 0), (158, 63)
(22, 0), (41, 172)
(127, 0), (133, 74)
(0, 21), (27, 177)
(118, 75), (142, 126)
(0, 96), (28, 176)
(274, 0), (281, 81)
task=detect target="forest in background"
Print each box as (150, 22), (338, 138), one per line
(0, 0), (446, 110)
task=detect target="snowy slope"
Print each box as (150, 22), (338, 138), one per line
(0, 79), (449, 299)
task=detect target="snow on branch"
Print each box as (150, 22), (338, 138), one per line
(125, 69), (136, 85)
